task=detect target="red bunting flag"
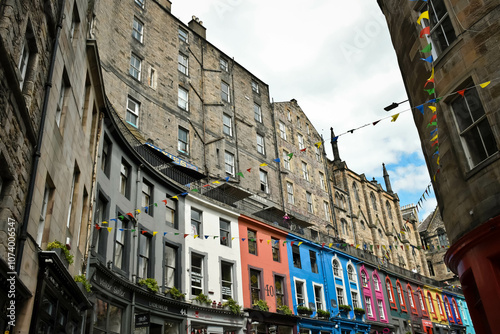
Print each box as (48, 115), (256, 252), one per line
(429, 114), (437, 122)
(162, 199), (168, 205)
(432, 140), (439, 147)
(95, 224), (101, 230)
(300, 148), (307, 152)
(202, 184), (210, 188)
(457, 89), (465, 97)
(126, 213), (134, 218)
(291, 241), (294, 245)
(419, 26), (430, 38)
(184, 234), (189, 238)
(259, 239), (263, 243)
(247, 168), (252, 173)
(321, 243), (325, 247)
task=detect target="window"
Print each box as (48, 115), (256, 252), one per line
(94, 299), (123, 333)
(436, 294), (446, 319)
(428, 292), (435, 314)
(365, 297), (373, 317)
(224, 151), (235, 175)
(378, 228), (383, 238)
(221, 262), (233, 301)
(279, 121), (287, 140)
(292, 245), (301, 268)
(361, 270), (368, 287)
(256, 134), (265, 154)
(142, 181), (153, 216)
(37, 183), (53, 245)
(309, 250), (318, 273)
(250, 269), (261, 304)
(397, 282), (407, 311)
(135, 0), (144, 8)
(191, 208), (202, 236)
(360, 221), (366, 230)
(297, 116), (301, 129)
(223, 113), (232, 136)
(165, 195), (176, 228)
(336, 287), (345, 305)
(275, 276), (285, 307)
(314, 285), (323, 310)
(66, 169), (79, 229)
(191, 253), (204, 295)
(283, 150), (290, 170)
(129, 54), (141, 80)
(295, 280), (305, 306)
(94, 194), (107, 257)
(315, 146), (321, 162)
(221, 81), (230, 102)
(55, 75), (68, 127)
(219, 219), (231, 247)
(259, 170), (269, 193)
(148, 67), (156, 89)
(298, 134), (304, 149)
(407, 285), (417, 314)
(132, 17), (143, 42)
(386, 201), (393, 219)
(254, 103), (262, 123)
(251, 80), (259, 93)
(323, 201), (330, 221)
(373, 274), (380, 291)
(425, 0), (457, 56)
(452, 298), (462, 323)
(119, 161), (129, 197)
(272, 238), (280, 262)
(370, 192), (377, 211)
(248, 229), (257, 255)
(347, 265), (355, 282)
(114, 217), (127, 270)
(178, 127), (189, 154)
(138, 233), (151, 279)
(178, 53), (188, 75)
(178, 86), (189, 110)
(444, 296), (453, 321)
(351, 291), (359, 308)
(437, 228), (448, 247)
(178, 27), (188, 42)
(341, 219), (348, 236)
(220, 58), (228, 72)
(306, 192), (313, 213)
(451, 85), (497, 167)
(101, 136), (111, 176)
(287, 111), (291, 121)
(18, 38), (30, 89)
(377, 300), (385, 320)
(319, 172), (326, 190)
(352, 182), (359, 202)
(333, 260), (341, 277)
(418, 289), (428, 315)
(164, 244), (177, 289)
(126, 96), (140, 127)
(302, 161), (309, 181)
(386, 278), (397, 309)
(286, 182), (294, 204)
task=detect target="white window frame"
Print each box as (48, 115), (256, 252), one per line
(132, 17), (144, 43)
(135, 0), (144, 8)
(259, 170), (269, 193)
(301, 161), (309, 181)
(129, 53), (141, 81)
(223, 113), (232, 136)
(254, 103), (262, 123)
(347, 265), (356, 282)
(178, 53), (188, 75)
(332, 257), (342, 278)
(313, 283), (325, 311)
(251, 80), (259, 93)
(323, 201), (330, 221)
(306, 192), (313, 213)
(319, 172), (326, 190)
(294, 278), (308, 308)
(178, 27), (188, 42)
(178, 86), (189, 111)
(178, 127), (189, 154)
(18, 39), (30, 89)
(336, 286), (346, 306)
(377, 299), (385, 320)
(298, 134), (305, 149)
(221, 81), (230, 102)
(283, 150), (290, 170)
(286, 182), (294, 204)
(126, 96), (140, 127)
(373, 274), (380, 291)
(220, 58), (228, 72)
(315, 146), (321, 162)
(365, 296), (373, 317)
(37, 184), (51, 245)
(256, 134), (265, 155)
(191, 253), (204, 296)
(279, 121), (287, 140)
(225, 151), (235, 176)
(351, 291), (360, 309)
(221, 261), (233, 301)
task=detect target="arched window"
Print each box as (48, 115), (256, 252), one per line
(417, 288), (428, 316)
(407, 284), (417, 314)
(427, 292), (436, 316)
(360, 221), (366, 230)
(386, 278), (397, 310)
(370, 192), (377, 211)
(458, 301), (467, 324)
(386, 201), (393, 219)
(347, 265), (355, 282)
(332, 259), (341, 277)
(437, 228), (448, 247)
(378, 228), (383, 238)
(436, 294), (446, 320)
(360, 270), (369, 288)
(452, 298), (462, 324)
(341, 219), (348, 236)
(444, 296), (454, 322)
(352, 182), (359, 202)
(372, 273), (380, 291)
(396, 281), (407, 312)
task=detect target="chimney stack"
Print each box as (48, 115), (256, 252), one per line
(188, 16), (206, 39)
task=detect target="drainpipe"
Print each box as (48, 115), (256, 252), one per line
(15, 0), (66, 275)
(270, 99), (285, 211)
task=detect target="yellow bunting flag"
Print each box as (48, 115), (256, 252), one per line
(107, 227), (112, 232)
(480, 81), (491, 88)
(298, 242), (303, 246)
(232, 237), (235, 240)
(136, 209), (141, 214)
(267, 240), (270, 244)
(194, 235), (198, 239)
(417, 11), (429, 25)
(329, 243), (333, 248)
(153, 231), (158, 236)
(102, 221), (108, 224)
(172, 196), (178, 200)
(356, 244), (360, 249)
(437, 156), (440, 165)
(428, 67), (434, 81)
(259, 163), (268, 167)
(428, 106), (436, 112)
(213, 181), (220, 184)
(391, 113), (400, 122)
(431, 134), (438, 141)
(315, 141), (322, 148)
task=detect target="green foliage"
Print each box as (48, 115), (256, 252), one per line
(222, 298), (241, 315)
(253, 299), (269, 312)
(138, 278), (159, 292)
(167, 287), (185, 300)
(74, 275), (92, 292)
(276, 304), (293, 316)
(297, 306), (313, 315)
(317, 309), (330, 318)
(194, 293), (212, 305)
(47, 240), (74, 265)
(339, 304), (352, 312)
(354, 307), (365, 315)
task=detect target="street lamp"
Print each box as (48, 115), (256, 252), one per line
(384, 99), (409, 111)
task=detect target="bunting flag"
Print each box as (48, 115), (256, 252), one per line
(427, 121), (437, 128)
(419, 26), (430, 38)
(415, 105), (424, 114)
(428, 106), (436, 112)
(315, 141), (322, 148)
(421, 55), (433, 63)
(273, 158), (281, 163)
(391, 113), (400, 122)
(417, 11), (429, 25)
(102, 221), (108, 224)
(247, 168), (252, 173)
(172, 196), (178, 200)
(424, 88), (435, 95)
(300, 148), (307, 152)
(457, 89), (466, 97)
(480, 81), (491, 88)
(259, 163), (268, 167)
(225, 176), (230, 182)
(421, 42), (432, 53)
(430, 134), (438, 142)
(332, 136), (339, 142)
(372, 120), (380, 126)
(236, 172), (245, 178)
(107, 227), (112, 232)
(287, 152), (294, 160)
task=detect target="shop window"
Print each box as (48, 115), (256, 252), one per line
(94, 299), (123, 333)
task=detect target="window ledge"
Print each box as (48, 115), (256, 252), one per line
(464, 151), (499, 180)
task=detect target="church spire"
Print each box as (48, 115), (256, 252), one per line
(331, 127), (341, 163)
(383, 163), (393, 193)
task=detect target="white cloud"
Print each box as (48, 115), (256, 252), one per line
(390, 164), (431, 194)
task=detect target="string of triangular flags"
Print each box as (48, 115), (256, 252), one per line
(415, 182), (433, 213)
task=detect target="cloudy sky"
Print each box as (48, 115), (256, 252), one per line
(172, 0), (437, 221)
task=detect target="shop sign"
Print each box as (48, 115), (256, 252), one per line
(135, 314), (150, 327)
(93, 271), (131, 300)
(422, 319), (433, 327)
(135, 293), (186, 315)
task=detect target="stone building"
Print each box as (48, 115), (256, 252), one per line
(378, 0), (500, 330)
